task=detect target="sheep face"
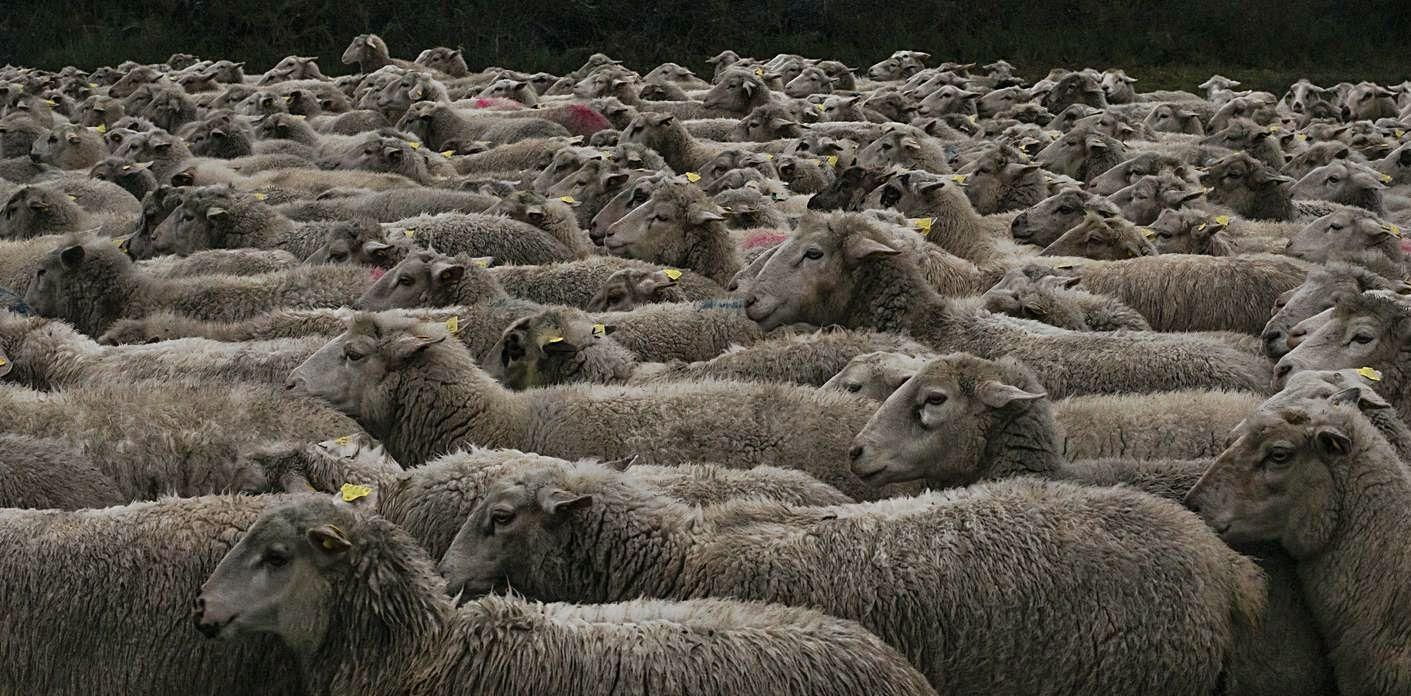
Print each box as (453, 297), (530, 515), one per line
(195, 497), (360, 646)
(807, 166), (890, 212)
(442, 474), (572, 598)
(1143, 104), (1204, 135)
(533, 149), (600, 194)
(601, 180), (723, 261)
(862, 90), (915, 122)
(589, 172), (668, 243)
(1041, 213), (1156, 260)
(288, 313), (448, 422)
(89, 157), (157, 202)
(187, 114), (253, 159)
(743, 212), (899, 331)
(261, 56), (324, 85)
(150, 190), (242, 256)
(481, 309), (604, 389)
(1199, 152), (1293, 209)
(353, 251), (470, 311)
(305, 220), (399, 267)
(1283, 209), (1402, 269)
(1, 186), (76, 239)
(1008, 189), (1102, 246)
(916, 85), (978, 117)
(114, 129), (189, 164)
(821, 351), (926, 402)
(1291, 161), (1388, 209)
(1376, 144), (1411, 185)
(30, 124), (103, 169)
(481, 78), (539, 107)
(731, 103), (803, 141)
(849, 354), (1045, 487)
(702, 69), (768, 114)
(1034, 127), (1112, 179)
(586, 268), (678, 312)
(980, 278), (1088, 330)
(1274, 292), (1411, 393)
(415, 47), (468, 78)
(855, 129), (925, 171)
(1147, 208), (1235, 256)
(1185, 406), (1351, 556)
(783, 67), (832, 98)
(1110, 173), (1202, 227)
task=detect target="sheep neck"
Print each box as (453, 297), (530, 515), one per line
(976, 401), (1066, 482)
(1247, 186), (1295, 221)
(919, 196), (1003, 267)
(382, 351), (530, 467)
(845, 254), (963, 344)
(1295, 441), (1411, 692)
(302, 523), (453, 695)
(13, 321), (98, 390)
(679, 221), (741, 286)
(557, 493), (695, 602)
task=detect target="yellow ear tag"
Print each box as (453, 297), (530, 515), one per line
(592, 323), (607, 337)
(43, 99), (57, 106)
(1139, 227), (1155, 239)
(814, 103), (825, 113)
(114, 237), (129, 251)
(1296, 132), (1308, 142)
(685, 172), (702, 183)
(404, 229), (416, 239)
(911, 217), (934, 236)
(824, 155), (839, 167)
(87, 82), (97, 88)
(253, 192), (268, 201)
(754, 68), (765, 78)
(292, 114), (306, 120)
(94, 124), (107, 134)
(0, 358), (7, 367)
(763, 153), (774, 160)
(662, 268), (683, 280)
(445, 316), (460, 334)
(1214, 215), (1230, 227)
(1196, 223), (1208, 232)
(559, 195), (577, 204)
(334, 435), (352, 446)
(441, 150), (454, 158)
(1381, 174), (1394, 184)
(1358, 366), (1384, 382)
(950, 174), (967, 185)
(1383, 224), (1403, 238)
(1268, 124), (1282, 133)
(543, 334), (565, 345)
(1397, 129), (1406, 139)
(966, 114), (977, 124)
(66, 195), (77, 201)
(407, 141), (421, 150)
(340, 483), (373, 502)
(471, 257), (491, 268)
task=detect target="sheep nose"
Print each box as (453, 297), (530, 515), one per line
(1286, 327), (1309, 350)
(849, 445), (864, 461)
(743, 294), (758, 308)
(1274, 363), (1294, 385)
(1261, 329), (1286, 358)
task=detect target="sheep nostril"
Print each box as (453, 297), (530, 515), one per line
(849, 445), (864, 461)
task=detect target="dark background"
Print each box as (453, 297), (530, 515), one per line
(2, 0), (1408, 92)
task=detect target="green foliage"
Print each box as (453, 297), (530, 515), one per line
(3, 0), (1407, 92)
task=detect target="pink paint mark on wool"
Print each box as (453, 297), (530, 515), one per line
(742, 230), (788, 250)
(369, 267), (386, 282)
(563, 104), (612, 136)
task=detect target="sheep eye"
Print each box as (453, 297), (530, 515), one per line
(1263, 449), (1293, 467)
(329, 253), (347, 262)
(1328, 224), (1344, 232)
(491, 509), (515, 527)
(845, 383), (862, 393)
(1056, 205), (1074, 215)
(344, 347), (365, 361)
(262, 546), (289, 567)
(396, 274), (415, 286)
(925, 393), (948, 406)
(1352, 333), (1374, 345)
(803, 248), (823, 260)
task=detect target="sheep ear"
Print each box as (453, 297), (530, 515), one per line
(901, 136), (921, 152)
(206, 206), (229, 221)
(690, 206), (724, 224)
(279, 471), (316, 494)
(525, 205), (546, 223)
(1313, 426), (1351, 457)
(1174, 189), (1205, 206)
(975, 380), (1046, 408)
(390, 331), (446, 362)
(363, 240), (394, 260)
(0, 347), (11, 378)
(537, 488), (592, 516)
(844, 236), (899, 261)
(59, 244), (86, 268)
(431, 262), (466, 285)
(307, 524), (352, 555)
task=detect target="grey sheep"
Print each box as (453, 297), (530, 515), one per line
(289, 312), (887, 498)
(440, 460), (1263, 696)
(24, 235), (372, 336)
(484, 191), (593, 259)
(1282, 208), (1404, 280)
(194, 495), (936, 696)
(1274, 290), (1411, 422)
(137, 248), (300, 278)
(0, 312), (323, 389)
(482, 305), (928, 389)
(981, 266), (1152, 331)
(0, 495), (307, 695)
(601, 178), (739, 285)
(491, 256), (724, 309)
(278, 188), (495, 223)
(741, 212), (1271, 396)
(0, 379), (357, 500)
(1261, 262), (1406, 360)
(0, 435), (124, 509)
(585, 266), (692, 311)
(1188, 401), (1411, 696)
(383, 212), (579, 265)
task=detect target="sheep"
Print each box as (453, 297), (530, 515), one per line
(1008, 187), (1123, 246)
(146, 184), (318, 256)
(601, 178), (739, 285)
(1274, 291), (1411, 422)
(619, 111), (743, 173)
(1291, 160), (1391, 215)
(0, 435), (124, 509)
(822, 350), (934, 401)
(483, 306), (929, 389)
(855, 123), (952, 174)
(1074, 253), (1309, 334)
(195, 495), (935, 696)
(29, 123), (106, 169)
(585, 267), (690, 310)
(24, 235), (372, 336)
(484, 191), (593, 259)
(383, 213), (579, 265)
(1034, 125), (1126, 182)
(1146, 208), (1240, 255)
(490, 256), (724, 308)
(447, 135), (582, 174)
(1186, 401), (1411, 696)
(1284, 208), (1405, 279)
(0, 494), (308, 695)
(439, 460), (1263, 696)
(1039, 210), (1157, 259)
(0, 234), (64, 295)
(713, 185), (793, 229)
(90, 157), (159, 201)
(0, 312), (324, 389)
(288, 312), (886, 498)
(1144, 103), (1206, 135)
(1262, 263), (1408, 359)
(136, 248), (300, 278)
(1375, 142), (1411, 185)
(0, 375), (356, 500)
(1, 184), (132, 239)
(955, 143), (1044, 213)
(740, 211), (1271, 396)
(981, 266), (1152, 331)
(281, 188), (496, 225)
